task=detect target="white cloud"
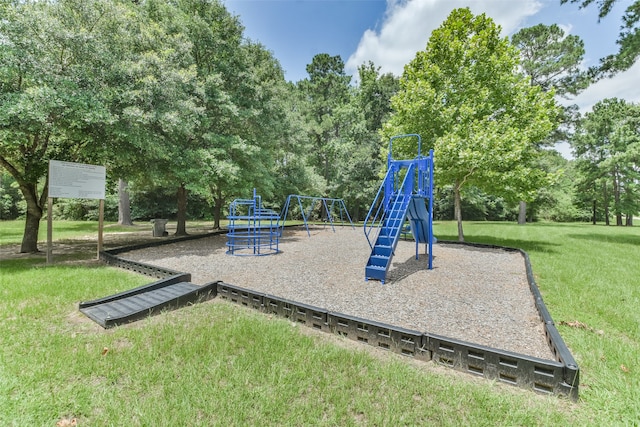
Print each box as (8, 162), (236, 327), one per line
(561, 61), (640, 114)
(346, 0), (544, 78)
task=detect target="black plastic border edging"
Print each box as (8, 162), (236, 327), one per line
(217, 280), (579, 400)
(105, 229), (228, 256)
(95, 231), (579, 400)
(438, 240), (579, 397)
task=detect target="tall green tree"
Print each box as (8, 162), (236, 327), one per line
(527, 150), (588, 222)
(561, 0), (640, 75)
(383, 8), (559, 241)
(298, 54), (351, 192)
(269, 83), (324, 209)
(572, 98), (640, 225)
(511, 23), (589, 223)
(336, 62), (399, 220)
(0, 0), (135, 252)
(512, 23), (589, 98)
(174, 0), (291, 228)
(115, 0), (205, 236)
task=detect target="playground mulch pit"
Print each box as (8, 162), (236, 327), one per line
(118, 225), (555, 361)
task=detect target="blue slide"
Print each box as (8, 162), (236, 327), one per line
(406, 197), (430, 243)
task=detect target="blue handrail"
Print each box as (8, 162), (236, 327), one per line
(363, 162), (417, 251)
(364, 167), (393, 250)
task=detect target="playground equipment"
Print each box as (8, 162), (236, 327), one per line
(364, 134), (434, 283)
(279, 194), (354, 237)
(226, 190), (355, 255)
(226, 189), (281, 256)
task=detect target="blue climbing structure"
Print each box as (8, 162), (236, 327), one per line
(226, 189), (281, 256)
(364, 134), (434, 283)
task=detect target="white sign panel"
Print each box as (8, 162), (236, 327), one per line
(48, 160), (106, 199)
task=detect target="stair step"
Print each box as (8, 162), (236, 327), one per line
(376, 236), (393, 246)
(365, 265), (387, 282)
(372, 245), (392, 257)
(367, 255), (389, 267)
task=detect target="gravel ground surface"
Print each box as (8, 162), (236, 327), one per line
(119, 226), (555, 361)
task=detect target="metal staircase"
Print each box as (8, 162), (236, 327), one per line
(365, 166), (415, 283)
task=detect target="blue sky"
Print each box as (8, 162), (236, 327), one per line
(223, 0), (639, 118)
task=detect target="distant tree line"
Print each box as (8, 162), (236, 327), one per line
(1, 1), (638, 251)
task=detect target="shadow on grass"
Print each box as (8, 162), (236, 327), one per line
(566, 231), (640, 246)
(0, 256), (107, 274)
(435, 234), (560, 254)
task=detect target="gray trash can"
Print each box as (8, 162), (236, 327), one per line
(151, 219), (169, 237)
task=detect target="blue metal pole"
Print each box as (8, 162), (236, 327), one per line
(428, 149), (434, 270)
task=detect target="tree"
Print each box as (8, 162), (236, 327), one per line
(561, 0), (640, 75)
(527, 151), (589, 222)
(0, 0), (133, 252)
(116, 0), (205, 236)
(572, 98), (640, 225)
(269, 81), (324, 207)
(336, 62), (399, 220)
(117, 178), (133, 226)
(512, 24), (589, 98)
(383, 8), (559, 241)
(511, 23), (589, 223)
(298, 54), (352, 191)
(172, 0), (292, 229)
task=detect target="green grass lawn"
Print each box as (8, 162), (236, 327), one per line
(1, 220), (638, 425)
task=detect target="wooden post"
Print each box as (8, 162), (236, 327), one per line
(47, 197), (53, 264)
(98, 199), (104, 260)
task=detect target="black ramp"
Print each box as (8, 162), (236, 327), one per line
(80, 276), (218, 328)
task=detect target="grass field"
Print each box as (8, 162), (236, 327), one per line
(1, 220), (638, 425)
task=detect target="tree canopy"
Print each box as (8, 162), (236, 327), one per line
(384, 8), (560, 241)
(0, 0), (140, 251)
(572, 98), (640, 225)
(511, 23), (589, 98)
(4, 0), (635, 252)
(561, 0), (640, 75)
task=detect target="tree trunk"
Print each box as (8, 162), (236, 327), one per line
(518, 201), (527, 225)
(592, 200), (597, 225)
(626, 214), (633, 226)
(19, 182), (44, 253)
(352, 205), (360, 223)
(117, 178), (133, 226)
(454, 182), (464, 242)
(175, 184), (188, 236)
(613, 169), (622, 226)
(21, 205), (43, 253)
(212, 187), (224, 229)
(604, 182), (610, 226)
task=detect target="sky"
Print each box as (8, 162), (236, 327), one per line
(223, 0), (640, 155)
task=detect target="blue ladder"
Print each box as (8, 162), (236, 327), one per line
(365, 192), (412, 282)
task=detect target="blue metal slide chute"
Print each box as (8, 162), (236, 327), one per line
(406, 197), (430, 243)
